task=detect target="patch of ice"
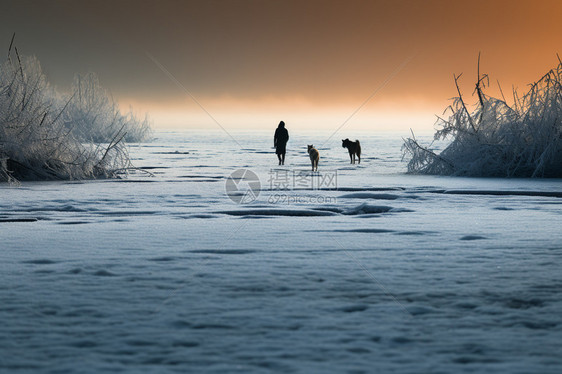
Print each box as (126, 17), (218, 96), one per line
(460, 235), (488, 241)
(216, 209), (337, 217)
(343, 203), (394, 215)
(339, 193), (400, 200)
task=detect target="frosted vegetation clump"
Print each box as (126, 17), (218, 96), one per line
(0, 42), (151, 183)
(66, 73), (151, 143)
(403, 57), (562, 177)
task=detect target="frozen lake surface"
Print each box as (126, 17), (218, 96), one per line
(1, 130), (561, 373)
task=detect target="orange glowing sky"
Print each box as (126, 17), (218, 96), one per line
(3, 0), (562, 131)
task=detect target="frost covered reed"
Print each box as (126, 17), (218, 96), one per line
(67, 73), (151, 143)
(0, 38), (150, 183)
(403, 56), (562, 177)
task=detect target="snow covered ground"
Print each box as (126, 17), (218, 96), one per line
(1, 130), (561, 373)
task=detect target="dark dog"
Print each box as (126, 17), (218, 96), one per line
(342, 139), (361, 164)
(307, 145), (319, 171)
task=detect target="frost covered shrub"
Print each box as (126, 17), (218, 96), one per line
(403, 58), (562, 177)
(65, 73), (151, 143)
(0, 48), (135, 182)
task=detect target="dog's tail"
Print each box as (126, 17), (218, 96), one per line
(356, 140), (361, 156)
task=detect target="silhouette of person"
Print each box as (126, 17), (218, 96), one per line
(274, 121), (289, 165)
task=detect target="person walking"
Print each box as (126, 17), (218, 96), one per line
(274, 121), (289, 165)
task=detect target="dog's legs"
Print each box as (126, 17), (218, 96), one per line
(357, 153), (360, 164)
(349, 153), (353, 164)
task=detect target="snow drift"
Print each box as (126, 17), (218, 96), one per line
(0, 38), (151, 182)
(403, 56), (562, 177)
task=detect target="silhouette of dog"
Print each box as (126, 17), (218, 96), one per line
(342, 138), (361, 164)
(307, 145), (319, 171)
